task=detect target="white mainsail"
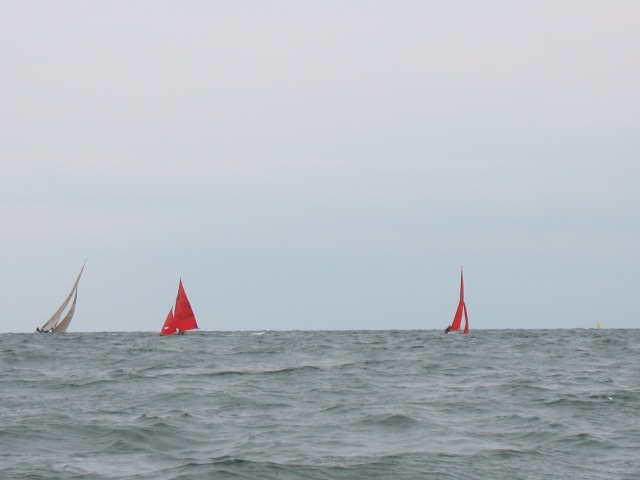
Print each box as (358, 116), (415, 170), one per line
(51, 290), (77, 333)
(37, 262), (85, 333)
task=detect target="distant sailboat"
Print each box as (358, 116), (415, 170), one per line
(160, 280), (199, 335)
(446, 268), (470, 334)
(35, 262), (85, 334)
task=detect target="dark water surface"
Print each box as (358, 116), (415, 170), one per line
(1, 330), (638, 479)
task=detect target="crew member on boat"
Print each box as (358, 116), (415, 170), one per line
(444, 325), (452, 334)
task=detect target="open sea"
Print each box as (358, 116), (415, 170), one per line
(1, 330), (638, 479)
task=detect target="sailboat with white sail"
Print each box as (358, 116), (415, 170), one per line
(35, 262), (85, 333)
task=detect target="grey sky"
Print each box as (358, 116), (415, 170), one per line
(1, 1), (638, 332)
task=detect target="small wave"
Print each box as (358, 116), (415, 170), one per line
(357, 413), (420, 430)
(486, 447), (543, 459)
(543, 392), (621, 407)
(174, 365), (323, 378)
(555, 432), (615, 449)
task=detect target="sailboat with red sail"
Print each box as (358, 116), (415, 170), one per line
(160, 280), (199, 335)
(447, 269), (470, 334)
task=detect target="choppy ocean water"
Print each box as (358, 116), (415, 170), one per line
(1, 330), (638, 479)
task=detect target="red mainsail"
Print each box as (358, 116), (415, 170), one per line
(450, 269), (470, 334)
(174, 280), (198, 332)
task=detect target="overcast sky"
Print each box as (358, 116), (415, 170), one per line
(1, 1), (638, 332)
